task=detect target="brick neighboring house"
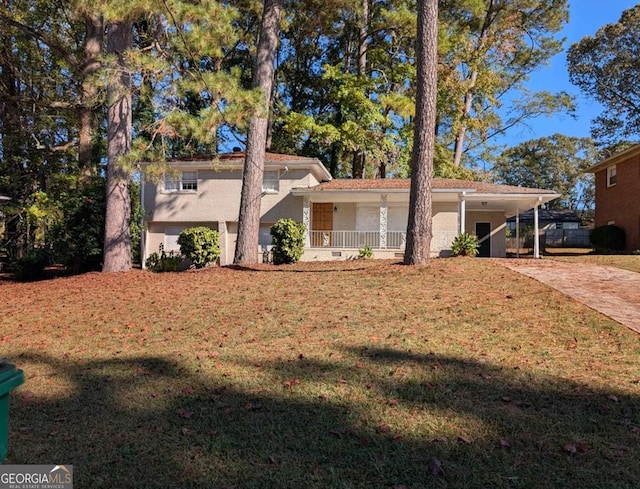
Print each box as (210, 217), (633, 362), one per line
(586, 144), (640, 250)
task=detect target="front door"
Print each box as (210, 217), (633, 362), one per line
(475, 222), (491, 257)
(312, 203), (333, 246)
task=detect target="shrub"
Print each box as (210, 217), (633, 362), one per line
(12, 247), (50, 281)
(270, 218), (306, 265)
(177, 226), (220, 268)
(451, 232), (479, 257)
(590, 224), (626, 251)
(145, 249), (183, 272)
(358, 245), (373, 259)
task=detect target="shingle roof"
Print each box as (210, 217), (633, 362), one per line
(304, 178), (557, 194)
(167, 151), (320, 164)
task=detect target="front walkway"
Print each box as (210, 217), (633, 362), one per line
(498, 259), (640, 334)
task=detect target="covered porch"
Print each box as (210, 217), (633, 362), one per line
(291, 179), (561, 260)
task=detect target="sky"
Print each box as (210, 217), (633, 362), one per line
(500, 1), (639, 148)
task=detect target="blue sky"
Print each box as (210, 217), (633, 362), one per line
(499, 0), (639, 148)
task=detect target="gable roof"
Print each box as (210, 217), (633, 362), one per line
(586, 143), (640, 173)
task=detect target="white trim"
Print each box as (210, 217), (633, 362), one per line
(607, 165), (617, 187)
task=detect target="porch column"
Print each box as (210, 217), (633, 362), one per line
(459, 192), (466, 234)
(302, 196), (311, 247)
(515, 209), (520, 259)
(380, 194), (388, 249)
(218, 221), (228, 266)
(533, 199), (541, 259)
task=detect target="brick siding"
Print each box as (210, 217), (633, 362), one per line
(594, 154), (640, 250)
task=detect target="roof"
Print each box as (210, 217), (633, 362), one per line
(149, 151), (333, 182)
(506, 208), (581, 223)
(165, 151), (323, 165)
(586, 143), (640, 173)
(297, 178), (559, 195)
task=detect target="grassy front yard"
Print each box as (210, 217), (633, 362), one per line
(2, 259), (639, 488)
(549, 253), (640, 273)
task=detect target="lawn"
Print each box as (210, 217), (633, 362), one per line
(2, 259), (640, 489)
(548, 253), (640, 273)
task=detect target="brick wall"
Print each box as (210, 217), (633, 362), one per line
(594, 154), (640, 250)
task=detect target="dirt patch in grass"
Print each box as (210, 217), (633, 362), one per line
(2, 259), (640, 488)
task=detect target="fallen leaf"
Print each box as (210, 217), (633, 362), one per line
(329, 429), (345, 438)
(387, 399), (398, 406)
(608, 394), (619, 403)
(458, 436), (472, 444)
(500, 438), (511, 448)
(429, 457), (444, 476)
(176, 407), (194, 419)
(563, 443), (577, 454)
(376, 424), (389, 433)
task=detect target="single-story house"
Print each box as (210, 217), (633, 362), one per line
(141, 152), (560, 265)
(586, 144), (640, 250)
(506, 209), (581, 231)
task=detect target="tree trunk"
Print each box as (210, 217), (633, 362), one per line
(102, 20), (132, 272)
(234, 0), (283, 265)
(404, 0), (438, 266)
(352, 0), (368, 178)
(78, 13), (103, 182)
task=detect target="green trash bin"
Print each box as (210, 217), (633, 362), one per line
(0, 362), (24, 462)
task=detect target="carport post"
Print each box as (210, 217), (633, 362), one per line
(515, 209), (520, 259)
(459, 192), (466, 234)
(533, 198), (541, 259)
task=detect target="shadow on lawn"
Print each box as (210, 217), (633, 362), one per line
(7, 349), (640, 489)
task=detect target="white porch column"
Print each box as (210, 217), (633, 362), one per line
(459, 192), (466, 234)
(380, 194), (388, 249)
(515, 209), (520, 259)
(302, 196), (311, 247)
(218, 221), (228, 266)
(533, 199), (541, 259)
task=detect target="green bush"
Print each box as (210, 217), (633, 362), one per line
(12, 247), (50, 281)
(177, 226), (220, 268)
(451, 232), (479, 257)
(270, 219), (306, 265)
(49, 178), (105, 273)
(145, 249), (183, 272)
(590, 224), (626, 251)
(358, 245), (373, 259)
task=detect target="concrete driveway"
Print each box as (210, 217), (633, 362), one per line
(498, 259), (640, 334)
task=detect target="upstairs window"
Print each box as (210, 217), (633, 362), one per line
(262, 171), (280, 193)
(607, 165), (617, 187)
(165, 171), (198, 192)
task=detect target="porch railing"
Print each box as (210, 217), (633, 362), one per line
(309, 230), (406, 249)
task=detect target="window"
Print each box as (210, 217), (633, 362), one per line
(262, 171), (280, 193)
(164, 171), (198, 192)
(607, 165), (617, 187)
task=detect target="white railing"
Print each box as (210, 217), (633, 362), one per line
(309, 230), (406, 249)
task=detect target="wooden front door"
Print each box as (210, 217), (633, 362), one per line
(312, 203), (333, 246)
